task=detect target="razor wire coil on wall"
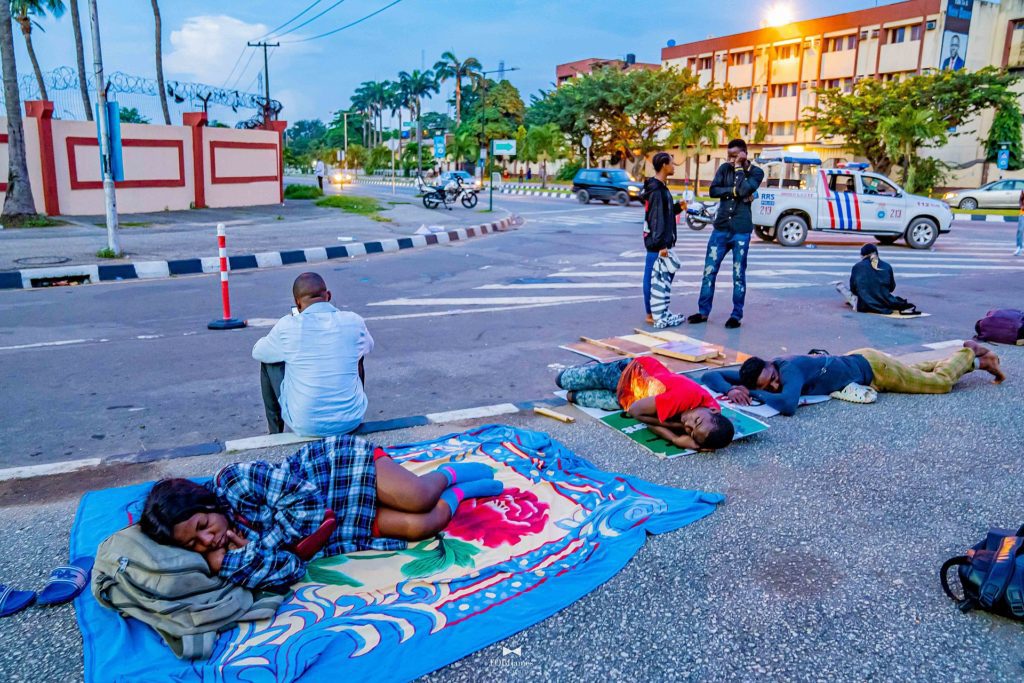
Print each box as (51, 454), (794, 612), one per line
(4, 67), (282, 129)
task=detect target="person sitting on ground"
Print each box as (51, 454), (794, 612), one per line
(557, 356), (735, 451)
(253, 272), (373, 437)
(847, 244), (919, 315)
(702, 341), (1004, 416)
(140, 436), (503, 591)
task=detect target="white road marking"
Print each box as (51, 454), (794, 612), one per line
(426, 403), (520, 422)
(476, 282), (638, 289)
(225, 433), (316, 453)
(924, 339), (966, 349)
(245, 318), (281, 328)
(363, 295), (637, 321)
(367, 295), (615, 306)
(0, 457), (104, 481)
(0, 338), (93, 351)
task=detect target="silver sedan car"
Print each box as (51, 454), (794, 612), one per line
(943, 179), (1024, 209)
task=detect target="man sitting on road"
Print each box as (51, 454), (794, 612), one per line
(253, 272), (374, 437)
(837, 244), (920, 315)
(556, 356), (735, 451)
(701, 341), (1005, 416)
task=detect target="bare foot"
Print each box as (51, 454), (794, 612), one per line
(965, 341), (1006, 383)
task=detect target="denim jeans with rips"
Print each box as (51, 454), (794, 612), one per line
(697, 229), (751, 320)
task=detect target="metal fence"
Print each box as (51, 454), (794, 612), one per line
(1, 67), (282, 129)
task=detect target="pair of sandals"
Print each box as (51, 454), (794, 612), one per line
(0, 556), (93, 618)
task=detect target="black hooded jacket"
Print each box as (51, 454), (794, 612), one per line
(641, 177), (682, 252)
(709, 162), (765, 233)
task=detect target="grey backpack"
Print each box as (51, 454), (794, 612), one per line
(91, 525), (287, 659)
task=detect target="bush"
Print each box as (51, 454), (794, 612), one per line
(555, 159), (582, 182)
(315, 195), (383, 215)
(909, 157), (950, 196)
(284, 184), (323, 199)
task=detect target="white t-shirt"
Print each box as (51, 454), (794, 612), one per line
(252, 302), (373, 436)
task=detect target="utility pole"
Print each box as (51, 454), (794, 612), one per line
(247, 41), (279, 122)
(343, 111), (349, 169)
(87, 0), (120, 255)
(479, 66), (519, 212)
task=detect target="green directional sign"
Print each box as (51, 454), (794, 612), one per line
(492, 139), (516, 156)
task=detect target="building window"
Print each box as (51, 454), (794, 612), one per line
(771, 122), (795, 136)
(735, 87), (751, 101)
(825, 35), (857, 53)
(1011, 20), (1024, 69)
(771, 83), (798, 97)
(887, 26), (907, 44)
(847, 35), (858, 50)
(910, 24), (921, 41)
(776, 44), (797, 59)
(731, 51), (753, 65)
(699, 57), (713, 70)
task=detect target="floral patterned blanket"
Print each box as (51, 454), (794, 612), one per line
(72, 424), (724, 682)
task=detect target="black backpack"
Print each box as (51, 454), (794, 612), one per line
(941, 526), (1024, 621)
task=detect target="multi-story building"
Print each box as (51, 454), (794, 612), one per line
(556, 55), (659, 85)
(660, 0), (1024, 186)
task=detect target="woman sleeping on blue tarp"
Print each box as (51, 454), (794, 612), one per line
(140, 435), (502, 591)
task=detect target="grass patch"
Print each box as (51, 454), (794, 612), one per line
(386, 201), (411, 205)
(311, 193), (387, 220)
(95, 220), (152, 228)
(952, 208), (1017, 217)
(284, 184), (324, 200)
(4, 214), (67, 228)
(370, 215), (394, 223)
(95, 247), (120, 259)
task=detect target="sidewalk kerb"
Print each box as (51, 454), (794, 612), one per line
(0, 457), (103, 481)
(0, 214), (515, 291)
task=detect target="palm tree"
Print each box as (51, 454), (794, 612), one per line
(11, 0), (66, 102)
(351, 84), (374, 146)
(0, 0), (38, 219)
(387, 80), (410, 158)
(669, 102), (724, 189)
(398, 69), (439, 175)
(523, 123), (565, 188)
(150, 0), (170, 124)
(433, 51), (481, 125)
(447, 128), (478, 170)
(68, 0), (91, 120)
(367, 80), (390, 146)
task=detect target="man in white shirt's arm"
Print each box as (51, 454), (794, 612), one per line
(253, 272), (374, 437)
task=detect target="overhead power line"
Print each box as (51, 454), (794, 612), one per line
(219, 47), (249, 89)
(255, 0), (324, 40)
(227, 47), (258, 91)
(271, 0), (350, 39)
(283, 0), (406, 43)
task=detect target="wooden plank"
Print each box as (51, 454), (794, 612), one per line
(533, 406), (575, 423)
(579, 336), (639, 357)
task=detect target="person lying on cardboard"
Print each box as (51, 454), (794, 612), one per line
(702, 340), (1005, 416)
(557, 357), (735, 451)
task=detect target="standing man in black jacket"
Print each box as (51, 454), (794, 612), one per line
(641, 152), (684, 324)
(688, 139), (764, 329)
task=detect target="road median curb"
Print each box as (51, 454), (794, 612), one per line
(0, 397), (565, 483)
(1, 214), (518, 290)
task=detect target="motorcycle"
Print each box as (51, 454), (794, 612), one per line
(685, 200), (717, 231)
(419, 175), (478, 210)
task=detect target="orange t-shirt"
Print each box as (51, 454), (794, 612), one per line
(616, 356), (719, 422)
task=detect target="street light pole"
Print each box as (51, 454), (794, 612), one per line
(87, 0), (120, 255)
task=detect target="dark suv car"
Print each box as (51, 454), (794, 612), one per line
(571, 168), (643, 205)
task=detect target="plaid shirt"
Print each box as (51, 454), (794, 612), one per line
(213, 435), (405, 590)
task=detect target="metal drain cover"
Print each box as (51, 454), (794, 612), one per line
(14, 256), (71, 266)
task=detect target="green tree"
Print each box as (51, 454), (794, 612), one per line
(877, 107), (949, 193)
(986, 102), (1023, 171)
(526, 66), (725, 176)
(387, 80), (411, 158)
(0, 0), (38, 219)
(11, 0), (65, 101)
(465, 78), (526, 153)
(67, 0), (90, 120)
(421, 111), (454, 135)
(521, 123), (566, 188)
(433, 51), (481, 125)
(365, 145), (392, 175)
(447, 126), (479, 168)
(804, 67), (1020, 176)
(397, 69), (439, 175)
(668, 99), (726, 185)
(345, 143), (368, 170)
(119, 106), (150, 124)
(753, 116), (768, 144)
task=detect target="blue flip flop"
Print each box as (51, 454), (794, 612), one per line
(0, 585), (37, 617)
(36, 557), (94, 607)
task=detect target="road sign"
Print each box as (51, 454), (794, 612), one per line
(493, 139), (516, 156)
(582, 134), (592, 150)
(433, 135), (446, 159)
(402, 121), (412, 129)
(385, 138), (400, 152)
(998, 149), (1010, 170)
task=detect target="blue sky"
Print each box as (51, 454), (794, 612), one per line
(25, 0), (890, 125)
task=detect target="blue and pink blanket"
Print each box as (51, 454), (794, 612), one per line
(72, 424), (723, 682)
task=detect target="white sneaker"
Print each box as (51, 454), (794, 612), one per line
(1015, 247), (1022, 256)
(830, 382), (878, 404)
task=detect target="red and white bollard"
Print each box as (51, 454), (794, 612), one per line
(207, 222), (246, 330)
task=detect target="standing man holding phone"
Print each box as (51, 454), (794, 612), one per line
(641, 152), (684, 324)
(688, 139), (764, 329)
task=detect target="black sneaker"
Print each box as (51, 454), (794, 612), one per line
(687, 313), (708, 324)
(725, 317), (742, 329)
